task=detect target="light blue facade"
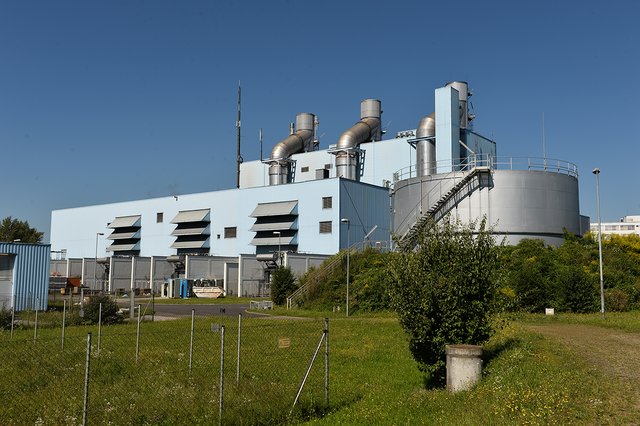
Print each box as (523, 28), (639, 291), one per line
(239, 136), (414, 189)
(435, 85), (460, 173)
(51, 178), (391, 259)
(0, 243), (50, 311)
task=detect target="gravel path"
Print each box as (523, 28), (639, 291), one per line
(526, 323), (640, 412)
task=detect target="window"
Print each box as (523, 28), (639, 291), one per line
(322, 196), (332, 209)
(301, 166), (309, 173)
(156, 212), (163, 223)
(224, 227), (237, 238)
(319, 221), (332, 234)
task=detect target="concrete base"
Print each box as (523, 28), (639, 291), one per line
(446, 344), (483, 393)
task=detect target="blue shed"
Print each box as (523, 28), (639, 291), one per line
(0, 243), (50, 311)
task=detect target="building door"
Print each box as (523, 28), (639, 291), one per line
(0, 254), (15, 309)
(225, 263), (239, 296)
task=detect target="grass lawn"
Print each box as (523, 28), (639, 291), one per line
(1, 310), (637, 424)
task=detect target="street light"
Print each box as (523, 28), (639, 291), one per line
(593, 168), (605, 319)
(273, 231), (282, 266)
(95, 233), (104, 293)
(341, 218), (350, 317)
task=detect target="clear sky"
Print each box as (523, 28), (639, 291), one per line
(2, 0), (639, 242)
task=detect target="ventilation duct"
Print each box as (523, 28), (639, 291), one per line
(268, 113), (316, 185)
(416, 112), (436, 176)
(333, 99), (382, 180)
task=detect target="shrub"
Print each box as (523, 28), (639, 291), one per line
(69, 294), (123, 325)
(605, 288), (630, 312)
(389, 217), (501, 385)
(271, 267), (297, 306)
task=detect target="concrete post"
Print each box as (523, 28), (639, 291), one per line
(446, 344), (483, 393)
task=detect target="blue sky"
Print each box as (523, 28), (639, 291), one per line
(2, 0), (639, 241)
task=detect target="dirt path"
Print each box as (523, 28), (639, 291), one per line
(526, 323), (640, 411)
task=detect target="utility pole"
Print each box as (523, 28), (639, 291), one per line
(236, 82), (243, 188)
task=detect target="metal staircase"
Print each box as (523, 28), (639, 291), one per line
(398, 165), (491, 249)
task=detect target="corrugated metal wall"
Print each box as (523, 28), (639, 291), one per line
(0, 243), (50, 311)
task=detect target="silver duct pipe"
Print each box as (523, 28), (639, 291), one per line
(416, 112), (436, 176)
(445, 81), (471, 129)
(268, 113), (316, 185)
(334, 99), (382, 180)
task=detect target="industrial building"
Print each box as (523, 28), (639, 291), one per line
(590, 215), (640, 237)
(0, 242), (50, 311)
(50, 81), (587, 296)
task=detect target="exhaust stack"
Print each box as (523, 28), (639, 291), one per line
(268, 113), (316, 185)
(334, 99), (382, 180)
(416, 112), (436, 176)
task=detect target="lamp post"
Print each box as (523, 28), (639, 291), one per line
(273, 231), (282, 266)
(95, 233), (104, 293)
(593, 168), (605, 319)
(341, 218), (350, 317)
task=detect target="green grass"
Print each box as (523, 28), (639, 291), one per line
(510, 311), (640, 332)
(0, 311), (636, 424)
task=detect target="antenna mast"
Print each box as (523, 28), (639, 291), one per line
(236, 82), (243, 188)
(259, 128), (263, 161)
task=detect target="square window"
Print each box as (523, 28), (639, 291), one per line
(301, 166), (309, 173)
(322, 197), (332, 209)
(319, 221), (332, 234)
(156, 212), (163, 223)
(224, 227), (237, 238)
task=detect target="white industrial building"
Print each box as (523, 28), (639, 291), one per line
(50, 81), (588, 297)
(590, 215), (640, 237)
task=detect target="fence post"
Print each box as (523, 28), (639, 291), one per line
(291, 327), (327, 415)
(10, 297), (15, 338)
(97, 302), (102, 355)
(219, 325), (225, 426)
(82, 333), (92, 426)
(189, 309), (195, 375)
(62, 300), (67, 351)
(135, 304), (141, 365)
(33, 301), (38, 343)
(325, 318), (329, 406)
(236, 313), (242, 385)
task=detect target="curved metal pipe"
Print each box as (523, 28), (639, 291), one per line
(334, 99), (382, 180)
(416, 112), (436, 176)
(268, 113), (315, 185)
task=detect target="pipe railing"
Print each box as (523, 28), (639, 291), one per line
(392, 155), (578, 183)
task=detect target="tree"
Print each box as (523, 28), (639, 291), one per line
(0, 216), (43, 243)
(271, 266), (297, 306)
(389, 217), (501, 385)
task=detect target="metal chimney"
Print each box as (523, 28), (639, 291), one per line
(416, 112), (436, 176)
(333, 99), (382, 180)
(268, 113), (316, 185)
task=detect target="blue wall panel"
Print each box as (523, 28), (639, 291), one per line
(0, 243), (50, 311)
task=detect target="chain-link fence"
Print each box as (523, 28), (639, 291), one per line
(0, 309), (329, 425)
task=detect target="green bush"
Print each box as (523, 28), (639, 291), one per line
(69, 294), (123, 325)
(605, 288), (630, 312)
(271, 267), (297, 306)
(389, 217), (501, 384)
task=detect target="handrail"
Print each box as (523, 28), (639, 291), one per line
(393, 155), (578, 182)
(285, 240), (390, 309)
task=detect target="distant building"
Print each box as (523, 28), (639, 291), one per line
(50, 81), (587, 296)
(590, 215), (640, 237)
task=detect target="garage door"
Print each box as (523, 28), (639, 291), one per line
(0, 254), (15, 309)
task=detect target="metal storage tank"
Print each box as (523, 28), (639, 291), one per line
(0, 242), (50, 311)
(392, 158), (581, 246)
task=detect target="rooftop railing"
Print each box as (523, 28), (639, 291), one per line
(392, 155), (578, 183)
